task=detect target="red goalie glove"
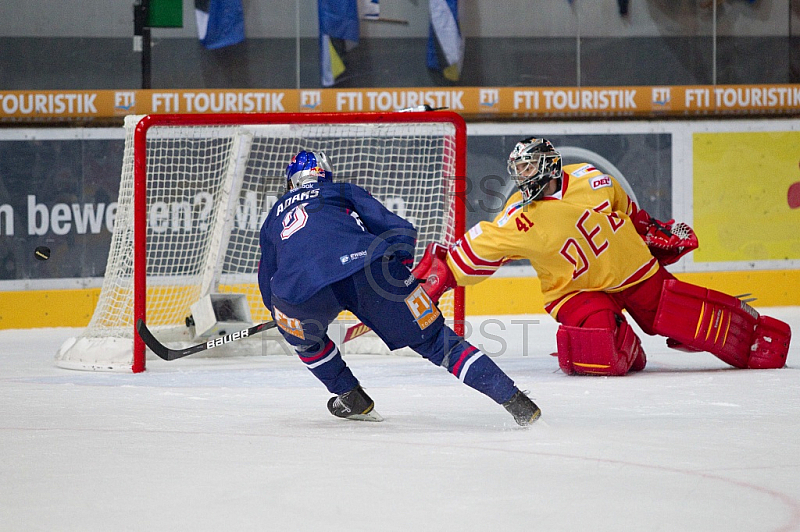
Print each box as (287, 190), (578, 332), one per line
(631, 209), (699, 266)
(410, 242), (457, 303)
(642, 219), (699, 266)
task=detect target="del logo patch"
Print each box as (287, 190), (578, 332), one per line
(404, 286), (441, 330)
(589, 175), (612, 190)
(273, 307), (305, 339)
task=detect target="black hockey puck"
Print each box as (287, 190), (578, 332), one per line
(34, 246), (51, 261)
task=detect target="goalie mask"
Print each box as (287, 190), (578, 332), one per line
(507, 137), (562, 203)
(286, 150), (333, 190)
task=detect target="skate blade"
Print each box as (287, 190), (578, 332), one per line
(347, 409), (384, 422)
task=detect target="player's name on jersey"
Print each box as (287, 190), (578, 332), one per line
(1, 85), (799, 120)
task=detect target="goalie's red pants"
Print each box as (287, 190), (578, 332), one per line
(555, 266), (675, 333)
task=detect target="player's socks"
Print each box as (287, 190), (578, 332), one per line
(327, 385), (384, 422)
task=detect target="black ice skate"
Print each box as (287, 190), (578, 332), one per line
(503, 390), (541, 427)
(327, 386), (384, 422)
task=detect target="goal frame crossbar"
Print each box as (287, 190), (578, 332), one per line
(132, 112), (467, 372)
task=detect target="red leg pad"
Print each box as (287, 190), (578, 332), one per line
(748, 315), (791, 369)
(653, 280), (757, 368)
(556, 322), (645, 376)
(630, 339), (648, 372)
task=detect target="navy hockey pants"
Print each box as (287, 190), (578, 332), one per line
(272, 256), (517, 403)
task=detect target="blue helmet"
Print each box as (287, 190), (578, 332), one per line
(286, 150), (333, 190)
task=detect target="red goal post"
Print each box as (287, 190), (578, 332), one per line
(57, 111), (467, 373)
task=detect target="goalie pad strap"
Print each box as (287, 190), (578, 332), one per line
(556, 321), (644, 376)
(653, 279), (757, 368)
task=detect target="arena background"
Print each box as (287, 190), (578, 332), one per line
(1, 118), (798, 329)
(1, 0), (799, 329)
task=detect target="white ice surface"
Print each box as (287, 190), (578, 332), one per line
(2, 310), (800, 532)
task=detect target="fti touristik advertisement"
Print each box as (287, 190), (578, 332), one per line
(1, 85), (800, 120)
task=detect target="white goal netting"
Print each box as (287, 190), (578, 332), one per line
(56, 112), (466, 372)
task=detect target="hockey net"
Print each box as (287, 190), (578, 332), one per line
(56, 112), (466, 372)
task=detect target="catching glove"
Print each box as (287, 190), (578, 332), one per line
(642, 218), (698, 266)
(631, 208), (699, 266)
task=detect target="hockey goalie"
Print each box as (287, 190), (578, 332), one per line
(412, 137), (791, 376)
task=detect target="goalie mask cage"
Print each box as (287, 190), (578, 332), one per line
(56, 112), (467, 372)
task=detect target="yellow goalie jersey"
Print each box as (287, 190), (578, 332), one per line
(447, 163), (659, 317)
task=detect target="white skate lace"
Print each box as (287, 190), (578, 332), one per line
(332, 395), (351, 413)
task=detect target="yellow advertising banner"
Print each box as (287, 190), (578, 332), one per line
(1, 84), (799, 120)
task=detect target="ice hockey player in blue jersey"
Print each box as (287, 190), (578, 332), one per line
(258, 150), (540, 426)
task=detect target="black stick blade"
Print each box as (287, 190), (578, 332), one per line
(136, 319), (278, 361)
(136, 318), (178, 360)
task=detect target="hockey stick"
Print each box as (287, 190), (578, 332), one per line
(136, 318), (377, 361)
(136, 319), (278, 361)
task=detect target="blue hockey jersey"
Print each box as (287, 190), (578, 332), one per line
(258, 181), (417, 307)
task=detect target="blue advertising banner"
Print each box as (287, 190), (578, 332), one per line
(0, 138), (124, 281)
